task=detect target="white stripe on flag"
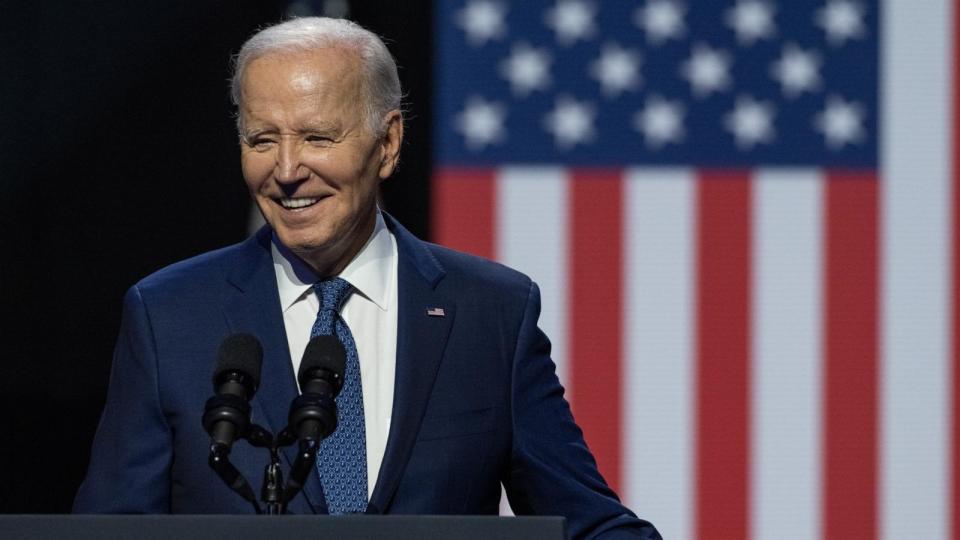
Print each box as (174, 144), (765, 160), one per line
(750, 170), (823, 540)
(496, 166), (570, 517)
(496, 167), (570, 388)
(624, 168), (694, 540)
(881, 0), (952, 538)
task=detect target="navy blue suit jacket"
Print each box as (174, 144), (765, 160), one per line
(74, 214), (659, 539)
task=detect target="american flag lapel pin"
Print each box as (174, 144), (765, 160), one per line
(426, 307), (445, 317)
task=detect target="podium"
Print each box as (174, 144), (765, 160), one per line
(0, 515), (566, 539)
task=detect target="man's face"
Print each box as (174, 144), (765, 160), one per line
(239, 49), (402, 274)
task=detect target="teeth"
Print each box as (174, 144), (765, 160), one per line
(279, 197), (319, 209)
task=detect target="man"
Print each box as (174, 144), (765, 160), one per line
(74, 17), (660, 539)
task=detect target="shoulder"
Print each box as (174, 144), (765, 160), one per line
(424, 241), (532, 297)
(385, 212), (534, 305)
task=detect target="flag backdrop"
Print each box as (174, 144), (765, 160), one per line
(431, 1), (956, 538)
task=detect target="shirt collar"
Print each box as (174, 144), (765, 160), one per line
(271, 210), (394, 312)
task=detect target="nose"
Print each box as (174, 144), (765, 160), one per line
(275, 138), (308, 184)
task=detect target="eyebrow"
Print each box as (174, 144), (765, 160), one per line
(241, 127), (274, 139)
(242, 122), (343, 139)
(297, 121), (343, 134)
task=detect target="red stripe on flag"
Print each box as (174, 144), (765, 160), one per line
(695, 172), (751, 540)
(822, 173), (878, 540)
(432, 167), (496, 259)
(568, 169), (624, 494)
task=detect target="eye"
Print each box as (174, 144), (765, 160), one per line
(306, 135), (333, 146)
(243, 134), (276, 151)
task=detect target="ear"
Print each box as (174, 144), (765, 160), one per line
(377, 110), (404, 180)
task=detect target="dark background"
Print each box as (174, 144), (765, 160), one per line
(0, 1), (432, 512)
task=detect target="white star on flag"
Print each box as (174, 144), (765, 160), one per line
(634, 0), (687, 45)
(725, 95), (776, 149)
(726, 0), (776, 45)
(499, 42), (552, 96)
(814, 95), (866, 149)
(543, 95), (597, 149)
(456, 0), (507, 46)
(634, 95), (685, 148)
(816, 0), (867, 46)
(770, 44), (822, 97)
(590, 43), (642, 97)
(455, 96), (507, 150)
(544, 0), (597, 46)
(682, 44), (733, 97)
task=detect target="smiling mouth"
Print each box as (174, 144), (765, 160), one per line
(276, 196), (321, 210)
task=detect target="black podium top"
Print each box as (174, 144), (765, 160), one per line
(0, 515), (566, 540)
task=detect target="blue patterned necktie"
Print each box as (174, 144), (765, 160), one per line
(311, 277), (367, 514)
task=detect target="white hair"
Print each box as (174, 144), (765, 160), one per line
(230, 17), (402, 135)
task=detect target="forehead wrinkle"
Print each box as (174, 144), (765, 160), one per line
(297, 118), (342, 132)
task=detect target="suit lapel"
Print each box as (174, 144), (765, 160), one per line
(221, 227), (326, 514)
(368, 215), (455, 513)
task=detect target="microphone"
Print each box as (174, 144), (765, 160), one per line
(202, 333), (263, 450)
(280, 335), (346, 507)
(288, 335), (346, 442)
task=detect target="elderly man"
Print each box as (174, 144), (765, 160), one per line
(74, 17), (660, 539)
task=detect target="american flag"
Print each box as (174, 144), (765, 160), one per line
(431, 1), (957, 538)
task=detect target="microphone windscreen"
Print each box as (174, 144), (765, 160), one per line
(298, 335), (346, 389)
(214, 333), (264, 389)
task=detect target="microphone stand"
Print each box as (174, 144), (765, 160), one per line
(206, 422), (324, 515)
(245, 424), (278, 514)
(277, 427), (319, 508)
(261, 447), (284, 515)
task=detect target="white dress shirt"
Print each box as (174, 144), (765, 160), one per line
(271, 211), (398, 500)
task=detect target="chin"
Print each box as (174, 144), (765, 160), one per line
(277, 231), (327, 254)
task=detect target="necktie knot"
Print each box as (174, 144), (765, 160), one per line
(314, 277), (353, 314)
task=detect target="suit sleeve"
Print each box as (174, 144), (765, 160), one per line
(503, 282), (661, 540)
(73, 285), (173, 513)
